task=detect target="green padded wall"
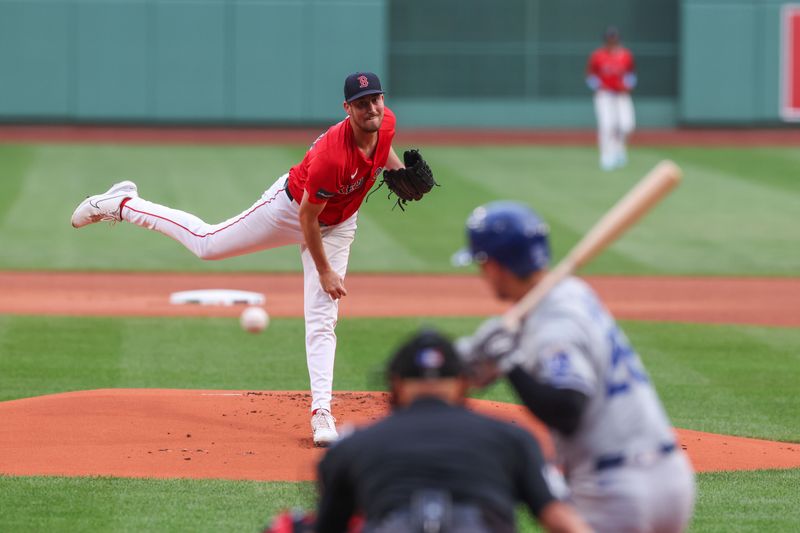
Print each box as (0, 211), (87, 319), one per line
(388, 0), (679, 99)
(387, 0), (679, 126)
(0, 0), (386, 124)
(0, 1), (73, 117)
(75, 2), (150, 119)
(680, 0), (787, 123)
(154, 1), (228, 120)
(231, 2), (306, 121)
(0, 0), (790, 126)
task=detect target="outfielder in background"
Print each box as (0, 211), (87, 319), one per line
(71, 71), (436, 447)
(586, 26), (637, 171)
(453, 201), (695, 533)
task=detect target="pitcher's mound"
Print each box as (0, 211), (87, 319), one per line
(0, 389), (798, 481)
(0, 389), (548, 481)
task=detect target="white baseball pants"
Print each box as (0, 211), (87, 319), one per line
(594, 90), (636, 170)
(569, 451), (695, 533)
(121, 175), (357, 413)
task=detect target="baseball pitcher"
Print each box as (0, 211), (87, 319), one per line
(70, 72), (436, 447)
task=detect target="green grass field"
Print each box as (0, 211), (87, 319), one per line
(1, 143), (798, 531)
(0, 144), (797, 274)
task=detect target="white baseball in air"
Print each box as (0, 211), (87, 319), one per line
(240, 306), (269, 333)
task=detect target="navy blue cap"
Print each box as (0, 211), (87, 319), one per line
(344, 72), (384, 103)
(388, 329), (463, 380)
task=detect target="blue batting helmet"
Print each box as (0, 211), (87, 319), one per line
(452, 201), (550, 277)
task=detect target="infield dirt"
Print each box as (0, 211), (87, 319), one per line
(2, 389), (799, 482)
(1, 272), (798, 327)
(1, 271), (798, 481)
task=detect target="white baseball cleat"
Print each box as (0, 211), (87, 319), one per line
(311, 408), (338, 447)
(71, 181), (138, 228)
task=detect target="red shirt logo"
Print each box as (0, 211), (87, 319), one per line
(358, 75), (369, 88)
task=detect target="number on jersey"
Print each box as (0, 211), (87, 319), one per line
(605, 326), (649, 397)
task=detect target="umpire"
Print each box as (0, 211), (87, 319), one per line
(315, 329), (590, 533)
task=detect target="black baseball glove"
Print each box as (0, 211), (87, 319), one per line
(377, 149), (438, 210)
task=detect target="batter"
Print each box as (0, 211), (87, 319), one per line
(455, 201), (695, 532)
(71, 72), (406, 447)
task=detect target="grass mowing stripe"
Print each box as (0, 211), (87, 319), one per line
(349, 209), (430, 271)
(0, 144), (798, 274)
(0, 145), (34, 227)
(0, 475), (315, 533)
(690, 469), (800, 532)
(633, 147), (800, 275)
(2, 469), (799, 532)
(1, 315), (798, 443)
(627, 320), (800, 442)
(659, 147), (800, 195)
(0, 315), (312, 400)
(1, 144), (304, 272)
(345, 150), (511, 273)
(0, 316), (126, 399)
(0, 315), (482, 401)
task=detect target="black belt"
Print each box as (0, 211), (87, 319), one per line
(284, 179), (294, 202)
(284, 178), (330, 227)
(594, 442), (676, 471)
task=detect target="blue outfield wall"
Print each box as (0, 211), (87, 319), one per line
(0, 0), (794, 127)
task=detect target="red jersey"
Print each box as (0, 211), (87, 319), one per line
(587, 46), (635, 92)
(287, 107), (396, 226)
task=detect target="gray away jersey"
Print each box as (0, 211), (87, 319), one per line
(514, 276), (676, 481)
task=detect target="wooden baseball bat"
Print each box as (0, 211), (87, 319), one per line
(502, 160), (683, 330)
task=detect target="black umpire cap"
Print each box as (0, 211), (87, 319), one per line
(344, 72), (384, 103)
(387, 329), (464, 380)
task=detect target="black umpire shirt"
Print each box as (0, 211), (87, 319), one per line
(315, 396), (557, 533)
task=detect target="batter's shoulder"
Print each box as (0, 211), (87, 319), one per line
(527, 277), (599, 329)
(547, 276), (592, 304)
